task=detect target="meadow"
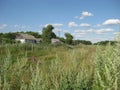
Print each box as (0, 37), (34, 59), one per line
(0, 43), (120, 90)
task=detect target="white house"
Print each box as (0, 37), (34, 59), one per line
(16, 33), (37, 43)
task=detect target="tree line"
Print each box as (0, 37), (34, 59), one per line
(94, 40), (117, 45)
(0, 24), (74, 45)
(0, 24), (117, 45)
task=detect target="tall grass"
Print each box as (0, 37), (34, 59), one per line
(0, 43), (120, 90)
(93, 44), (120, 90)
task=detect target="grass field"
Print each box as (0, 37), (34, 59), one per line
(0, 43), (120, 90)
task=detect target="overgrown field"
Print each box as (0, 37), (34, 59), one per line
(0, 43), (120, 90)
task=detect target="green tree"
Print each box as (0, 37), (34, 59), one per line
(0, 32), (16, 44)
(42, 25), (56, 43)
(3, 32), (16, 39)
(57, 37), (65, 43)
(65, 33), (73, 44)
(94, 40), (117, 45)
(73, 40), (92, 45)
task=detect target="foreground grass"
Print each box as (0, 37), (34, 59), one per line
(0, 43), (120, 90)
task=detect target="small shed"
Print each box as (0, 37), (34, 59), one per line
(51, 38), (63, 44)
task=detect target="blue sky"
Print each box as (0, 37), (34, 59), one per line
(0, 0), (120, 42)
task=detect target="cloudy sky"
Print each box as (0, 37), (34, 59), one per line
(0, 0), (120, 42)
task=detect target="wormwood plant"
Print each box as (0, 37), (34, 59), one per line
(93, 43), (120, 90)
(0, 42), (120, 90)
(26, 48), (94, 90)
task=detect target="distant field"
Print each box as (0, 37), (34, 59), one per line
(0, 43), (120, 90)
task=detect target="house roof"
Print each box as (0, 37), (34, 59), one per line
(36, 38), (42, 42)
(16, 33), (36, 40)
(51, 38), (63, 44)
(51, 38), (60, 42)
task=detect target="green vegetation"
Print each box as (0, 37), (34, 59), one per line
(64, 33), (73, 44)
(73, 40), (92, 45)
(0, 42), (120, 90)
(0, 25), (120, 89)
(94, 40), (117, 45)
(93, 44), (120, 90)
(0, 32), (16, 44)
(42, 25), (56, 44)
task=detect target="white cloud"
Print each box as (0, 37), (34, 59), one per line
(0, 24), (8, 29)
(44, 23), (63, 27)
(14, 24), (32, 30)
(72, 28), (114, 42)
(14, 24), (19, 28)
(53, 28), (62, 32)
(52, 23), (63, 27)
(63, 30), (70, 33)
(80, 17), (84, 20)
(75, 30), (88, 35)
(74, 29), (94, 35)
(95, 28), (114, 34)
(38, 24), (43, 28)
(72, 32), (85, 39)
(113, 32), (120, 35)
(21, 25), (26, 29)
(86, 29), (94, 33)
(53, 28), (70, 33)
(68, 22), (91, 27)
(91, 38), (111, 43)
(80, 11), (93, 19)
(39, 30), (42, 34)
(95, 24), (101, 27)
(74, 16), (79, 19)
(74, 28), (114, 35)
(82, 11), (93, 16)
(103, 19), (120, 25)
(74, 33), (84, 38)
(75, 30), (86, 33)
(68, 22), (78, 27)
(53, 28), (63, 37)
(80, 23), (91, 27)
(44, 24), (49, 27)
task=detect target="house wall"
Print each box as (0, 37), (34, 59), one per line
(25, 39), (36, 44)
(16, 39), (36, 44)
(16, 39), (25, 43)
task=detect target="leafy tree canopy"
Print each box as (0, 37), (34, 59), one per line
(64, 33), (73, 44)
(73, 40), (92, 45)
(42, 25), (56, 43)
(94, 40), (117, 45)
